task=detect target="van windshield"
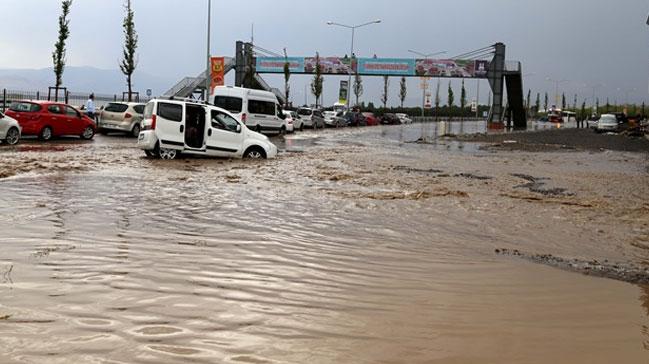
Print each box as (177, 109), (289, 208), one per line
(214, 96), (243, 114)
(297, 108), (312, 116)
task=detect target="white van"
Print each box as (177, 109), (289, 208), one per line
(212, 86), (286, 135)
(137, 99), (278, 160)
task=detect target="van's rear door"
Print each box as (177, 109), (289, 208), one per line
(155, 102), (185, 149)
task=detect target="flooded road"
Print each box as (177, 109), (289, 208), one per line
(1, 123), (649, 363)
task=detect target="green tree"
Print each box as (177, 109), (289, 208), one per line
(120, 0), (138, 102)
(353, 71), (363, 107)
(447, 81), (454, 120)
(399, 76), (407, 108)
(52, 0), (73, 101)
(642, 102), (646, 117)
(381, 76), (389, 108)
(310, 53), (323, 108)
(526, 89), (531, 112)
(460, 79), (466, 120)
(596, 98), (600, 114)
(434, 79), (441, 120)
(605, 98), (610, 113)
(543, 92), (548, 112)
(561, 93), (566, 110)
(580, 101), (586, 121)
(283, 56), (290, 108)
(535, 92), (540, 115)
(573, 94), (577, 110)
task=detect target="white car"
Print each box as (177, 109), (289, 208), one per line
(290, 111), (303, 131)
(596, 114), (619, 133)
(137, 99), (278, 160)
(323, 111), (338, 127)
(212, 86), (286, 135)
(396, 113), (413, 124)
(0, 111), (21, 145)
(282, 110), (295, 133)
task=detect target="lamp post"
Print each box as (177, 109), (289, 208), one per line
(584, 83), (604, 116)
(546, 77), (569, 108)
(205, 0), (212, 102)
(408, 50), (446, 117)
(327, 19), (382, 107)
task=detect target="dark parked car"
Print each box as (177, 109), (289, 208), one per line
(344, 111), (366, 127)
(612, 112), (628, 125)
(381, 113), (401, 125)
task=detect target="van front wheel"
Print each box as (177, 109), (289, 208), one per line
(244, 146), (266, 159)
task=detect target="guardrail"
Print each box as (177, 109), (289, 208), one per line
(1, 89), (150, 112)
(413, 116), (488, 123)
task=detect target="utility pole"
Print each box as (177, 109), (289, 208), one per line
(205, 0), (211, 102)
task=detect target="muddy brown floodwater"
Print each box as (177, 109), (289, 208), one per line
(1, 122), (649, 363)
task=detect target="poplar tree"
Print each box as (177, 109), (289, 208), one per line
(447, 81), (454, 120)
(120, 0), (138, 102)
(399, 76), (407, 108)
(381, 76), (389, 108)
(310, 53), (323, 108)
(460, 79), (467, 119)
(283, 59), (290, 108)
(52, 0), (73, 100)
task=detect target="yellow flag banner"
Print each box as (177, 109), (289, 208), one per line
(210, 57), (225, 92)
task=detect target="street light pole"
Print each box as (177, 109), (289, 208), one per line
(205, 0), (211, 102)
(327, 19), (382, 108)
(408, 49), (447, 118)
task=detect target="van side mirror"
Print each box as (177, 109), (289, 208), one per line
(236, 124), (242, 133)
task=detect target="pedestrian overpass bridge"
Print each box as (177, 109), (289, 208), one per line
(163, 42), (526, 127)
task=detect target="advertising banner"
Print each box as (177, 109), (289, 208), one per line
(254, 57), (489, 78)
(305, 56), (354, 74)
(256, 57), (305, 73)
(415, 59), (489, 78)
(210, 57), (225, 92)
(338, 80), (349, 105)
(357, 58), (416, 76)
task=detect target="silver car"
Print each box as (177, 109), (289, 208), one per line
(98, 102), (145, 137)
(0, 111), (21, 145)
(596, 114), (619, 133)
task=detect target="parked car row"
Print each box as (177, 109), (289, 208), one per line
(4, 101), (96, 141)
(0, 86), (415, 164)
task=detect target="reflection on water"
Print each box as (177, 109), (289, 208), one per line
(0, 123), (646, 363)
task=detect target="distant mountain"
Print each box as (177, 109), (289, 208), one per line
(0, 67), (176, 97)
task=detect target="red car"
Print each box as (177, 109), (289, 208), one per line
(361, 112), (380, 126)
(5, 100), (95, 141)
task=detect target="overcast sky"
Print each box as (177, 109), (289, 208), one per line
(1, 0), (648, 107)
